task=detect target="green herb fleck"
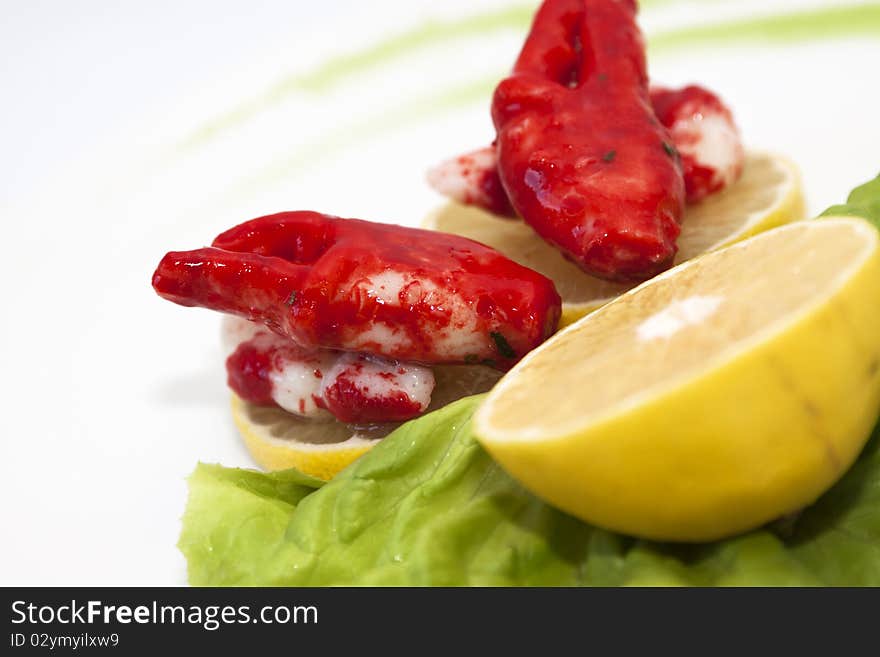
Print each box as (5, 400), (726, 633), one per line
(285, 291), (298, 306)
(464, 354), (480, 364)
(602, 150), (616, 163)
(662, 142), (677, 158)
(490, 332), (516, 359)
(597, 73), (608, 82)
(481, 359), (497, 368)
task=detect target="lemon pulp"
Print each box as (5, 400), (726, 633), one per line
(475, 218), (880, 541)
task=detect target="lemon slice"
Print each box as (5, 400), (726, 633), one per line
(426, 152), (805, 327)
(474, 217), (880, 542)
(233, 364), (502, 480)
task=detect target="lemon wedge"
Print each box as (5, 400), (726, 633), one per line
(233, 364), (502, 480)
(474, 217), (880, 541)
(427, 152), (805, 327)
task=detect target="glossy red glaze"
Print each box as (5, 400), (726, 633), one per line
(651, 85), (743, 203)
(492, 0), (685, 282)
(322, 363), (424, 424)
(436, 84), (742, 217)
(455, 148), (516, 217)
(226, 330), (327, 407)
(225, 331), (430, 423)
(153, 211), (561, 369)
(473, 167), (515, 217)
(226, 341), (274, 405)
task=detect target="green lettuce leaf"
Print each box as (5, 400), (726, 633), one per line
(180, 396), (880, 586)
(179, 465), (324, 585)
(821, 172), (880, 227)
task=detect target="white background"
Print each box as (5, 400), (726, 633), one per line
(1, 0), (878, 585)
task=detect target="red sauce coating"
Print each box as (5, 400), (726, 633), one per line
(223, 328), (433, 423)
(322, 375), (424, 424)
(460, 149), (516, 217)
(225, 341), (274, 406)
(650, 85), (743, 203)
(225, 330), (326, 408)
(153, 212), (561, 370)
(440, 84), (742, 218)
(492, 0), (685, 282)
